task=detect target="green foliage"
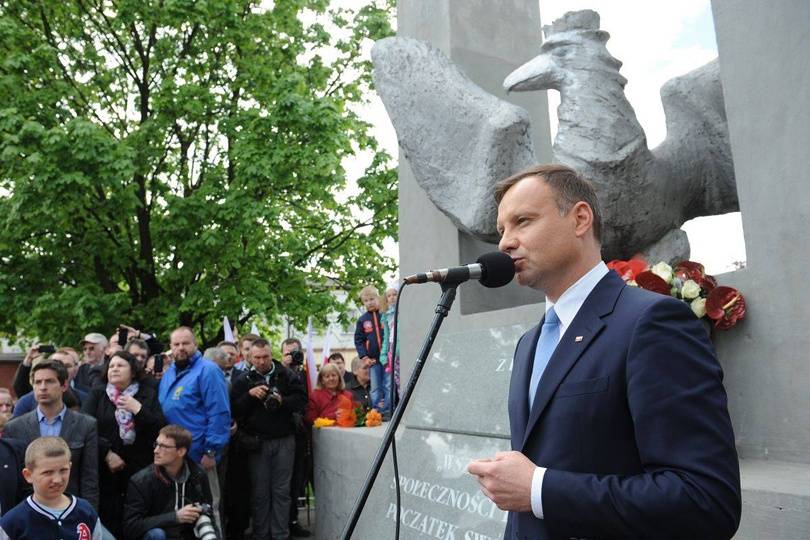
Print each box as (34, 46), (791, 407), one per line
(0, 0), (397, 347)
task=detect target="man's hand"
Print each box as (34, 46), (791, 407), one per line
(119, 324), (140, 339)
(248, 384), (269, 401)
(23, 346), (40, 366)
(176, 504), (202, 524)
(467, 451), (536, 512)
(362, 356), (375, 366)
(105, 451), (126, 473)
(200, 454), (216, 470)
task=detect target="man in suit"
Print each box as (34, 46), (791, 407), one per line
(4, 359), (99, 511)
(468, 164), (741, 539)
(12, 348), (88, 418)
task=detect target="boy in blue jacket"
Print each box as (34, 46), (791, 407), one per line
(354, 285), (387, 416)
(0, 436), (102, 540)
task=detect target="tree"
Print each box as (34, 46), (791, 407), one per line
(0, 0), (397, 347)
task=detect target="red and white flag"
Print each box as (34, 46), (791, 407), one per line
(304, 317), (318, 392)
(322, 325), (333, 364)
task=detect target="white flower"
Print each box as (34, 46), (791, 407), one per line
(691, 297), (707, 318)
(651, 262), (673, 284)
(681, 279), (702, 300)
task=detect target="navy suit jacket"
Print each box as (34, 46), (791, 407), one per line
(0, 438), (27, 516)
(506, 271), (741, 540)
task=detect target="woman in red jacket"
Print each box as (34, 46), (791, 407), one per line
(305, 363), (353, 424)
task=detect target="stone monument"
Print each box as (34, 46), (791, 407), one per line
(313, 1), (810, 539)
(373, 10), (738, 265)
(313, 1), (551, 539)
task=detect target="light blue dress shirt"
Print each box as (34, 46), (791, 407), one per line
(36, 405), (67, 437)
(530, 261), (609, 519)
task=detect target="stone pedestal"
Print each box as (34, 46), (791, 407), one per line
(710, 1), (810, 537)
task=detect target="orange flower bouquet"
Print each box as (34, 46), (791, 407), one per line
(365, 409), (383, 427)
(335, 394), (358, 427)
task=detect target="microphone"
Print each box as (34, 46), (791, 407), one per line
(403, 251), (515, 288)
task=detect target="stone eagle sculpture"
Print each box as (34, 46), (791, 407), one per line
(372, 9), (738, 262)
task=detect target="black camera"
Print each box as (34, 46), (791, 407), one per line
(289, 349), (304, 366)
(263, 385), (282, 412)
(246, 370), (282, 412)
(193, 503), (219, 540)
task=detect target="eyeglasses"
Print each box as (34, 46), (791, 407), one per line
(153, 442), (177, 450)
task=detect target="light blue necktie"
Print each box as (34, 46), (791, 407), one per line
(528, 307), (560, 411)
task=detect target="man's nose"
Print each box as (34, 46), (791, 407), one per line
(498, 229), (516, 252)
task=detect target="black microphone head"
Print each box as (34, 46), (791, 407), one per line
(476, 251), (515, 288)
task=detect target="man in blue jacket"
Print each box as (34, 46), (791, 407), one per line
(158, 326), (230, 534)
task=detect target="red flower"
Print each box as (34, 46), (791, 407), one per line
(699, 274), (718, 293)
(706, 286), (746, 330)
(675, 260), (719, 293)
(607, 258), (648, 281)
(673, 261), (705, 282)
(635, 271), (672, 296)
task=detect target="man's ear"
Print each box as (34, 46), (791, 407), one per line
(572, 201), (595, 238)
(22, 467), (34, 484)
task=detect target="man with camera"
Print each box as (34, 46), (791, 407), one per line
(230, 339), (306, 540)
(123, 424), (217, 540)
(280, 338), (312, 538)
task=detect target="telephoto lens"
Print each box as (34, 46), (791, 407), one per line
(193, 504), (219, 540)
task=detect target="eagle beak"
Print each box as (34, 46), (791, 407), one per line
(503, 54), (560, 93)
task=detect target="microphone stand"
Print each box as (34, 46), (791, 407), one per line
(340, 282), (458, 539)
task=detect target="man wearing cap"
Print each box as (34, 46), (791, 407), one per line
(74, 332), (108, 392)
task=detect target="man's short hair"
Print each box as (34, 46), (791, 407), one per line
(56, 347), (80, 362)
(240, 333), (260, 345)
(31, 359), (68, 385)
(170, 326), (196, 342)
(159, 424), (193, 452)
(125, 338), (149, 352)
(328, 352), (345, 363)
(203, 347), (227, 364)
(281, 338), (301, 351)
(251, 338), (271, 350)
(217, 340), (237, 349)
(350, 356), (364, 372)
(494, 163), (603, 243)
(25, 436), (70, 470)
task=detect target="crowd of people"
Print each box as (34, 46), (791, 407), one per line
(0, 283), (401, 540)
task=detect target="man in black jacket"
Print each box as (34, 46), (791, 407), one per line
(230, 339), (307, 540)
(123, 424), (214, 540)
(0, 437), (26, 517)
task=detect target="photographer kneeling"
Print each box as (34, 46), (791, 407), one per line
(123, 424), (218, 540)
(230, 338), (307, 540)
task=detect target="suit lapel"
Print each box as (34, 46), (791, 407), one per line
(510, 323), (541, 447)
(25, 412), (40, 440)
(521, 272), (625, 450)
(59, 409), (76, 438)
